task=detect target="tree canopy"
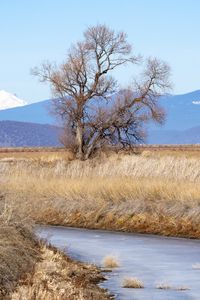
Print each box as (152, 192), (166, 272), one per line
(33, 24), (171, 159)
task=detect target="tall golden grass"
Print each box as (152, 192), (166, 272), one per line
(1, 152), (200, 238)
(11, 244), (110, 300)
(0, 203), (110, 299)
(0, 206), (38, 298)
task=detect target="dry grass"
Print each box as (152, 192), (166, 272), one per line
(175, 286), (190, 291)
(156, 283), (190, 291)
(1, 151), (200, 237)
(0, 206), (38, 298)
(102, 256), (119, 268)
(1, 150), (199, 298)
(0, 149), (74, 161)
(11, 245), (110, 300)
(156, 283), (172, 290)
(141, 149), (200, 158)
(0, 204), (111, 299)
(122, 277), (144, 288)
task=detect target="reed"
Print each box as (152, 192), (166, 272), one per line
(1, 152), (200, 237)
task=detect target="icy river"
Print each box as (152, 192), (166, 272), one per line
(38, 226), (200, 300)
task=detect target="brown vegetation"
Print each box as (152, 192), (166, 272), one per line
(122, 277), (144, 288)
(0, 207), (38, 298)
(102, 256), (119, 268)
(11, 245), (111, 300)
(1, 150), (200, 238)
(175, 286), (190, 291)
(156, 283), (172, 290)
(33, 24), (171, 159)
(1, 144), (200, 159)
(0, 206), (111, 300)
(156, 283), (190, 291)
(1, 149), (200, 298)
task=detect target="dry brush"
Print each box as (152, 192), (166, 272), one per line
(1, 151), (200, 238)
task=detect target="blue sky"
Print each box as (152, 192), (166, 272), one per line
(0, 0), (199, 103)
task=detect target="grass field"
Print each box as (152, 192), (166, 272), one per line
(0, 207), (38, 298)
(0, 207), (111, 299)
(2, 147), (200, 298)
(1, 148), (200, 238)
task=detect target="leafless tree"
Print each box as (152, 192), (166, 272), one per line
(32, 24), (171, 159)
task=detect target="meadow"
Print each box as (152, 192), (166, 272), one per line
(2, 146), (200, 298)
(0, 208), (110, 299)
(1, 147), (200, 238)
(1, 148), (117, 299)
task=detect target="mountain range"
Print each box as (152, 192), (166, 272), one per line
(0, 90), (200, 146)
(0, 120), (61, 147)
(0, 90), (26, 110)
(154, 90), (200, 130)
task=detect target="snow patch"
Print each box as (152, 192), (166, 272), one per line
(0, 90), (27, 110)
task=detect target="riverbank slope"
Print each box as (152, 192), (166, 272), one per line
(1, 150), (200, 238)
(0, 208), (111, 299)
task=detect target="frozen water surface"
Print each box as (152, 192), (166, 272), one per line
(37, 226), (200, 300)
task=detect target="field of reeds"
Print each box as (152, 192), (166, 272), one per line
(0, 153), (115, 299)
(0, 207), (111, 299)
(1, 149), (200, 238)
(0, 207), (38, 298)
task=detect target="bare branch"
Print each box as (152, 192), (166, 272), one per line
(32, 24), (171, 159)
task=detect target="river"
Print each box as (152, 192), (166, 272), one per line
(38, 226), (200, 300)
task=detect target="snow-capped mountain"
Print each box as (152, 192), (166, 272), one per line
(0, 90), (27, 110)
(0, 90), (200, 144)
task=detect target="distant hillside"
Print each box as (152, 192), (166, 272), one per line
(1, 120), (200, 147)
(0, 90), (200, 144)
(0, 90), (200, 130)
(156, 90), (200, 130)
(0, 121), (61, 147)
(0, 100), (54, 124)
(148, 126), (200, 144)
(147, 126), (200, 144)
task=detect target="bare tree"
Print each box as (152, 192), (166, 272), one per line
(32, 24), (171, 159)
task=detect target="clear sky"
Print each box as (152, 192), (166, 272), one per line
(0, 0), (199, 103)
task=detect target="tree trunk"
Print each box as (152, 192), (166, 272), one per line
(76, 123), (84, 160)
(84, 134), (100, 160)
(84, 143), (94, 160)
